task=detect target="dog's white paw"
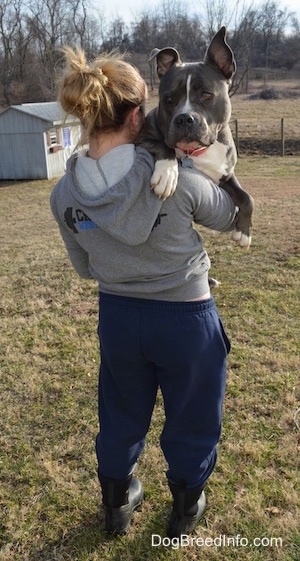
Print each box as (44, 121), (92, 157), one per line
(151, 159), (179, 200)
(208, 277), (221, 289)
(232, 230), (251, 248)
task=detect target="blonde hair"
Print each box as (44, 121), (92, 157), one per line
(57, 47), (147, 143)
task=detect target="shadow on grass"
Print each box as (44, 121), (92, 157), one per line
(29, 503), (175, 561)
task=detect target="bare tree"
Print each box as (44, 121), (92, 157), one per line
(0, 0), (32, 104)
(255, 1), (291, 84)
(0, 0), (299, 107)
(230, 8), (263, 93)
(131, 13), (161, 54)
(202, 0), (229, 37)
(67, 0), (87, 47)
(25, 0), (98, 97)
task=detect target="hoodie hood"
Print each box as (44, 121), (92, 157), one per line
(55, 146), (163, 246)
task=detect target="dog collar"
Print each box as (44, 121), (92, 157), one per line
(177, 146), (208, 157)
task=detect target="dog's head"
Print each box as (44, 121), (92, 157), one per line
(149, 27), (236, 151)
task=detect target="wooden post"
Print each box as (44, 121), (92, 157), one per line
(235, 119), (239, 156)
(281, 118), (285, 157)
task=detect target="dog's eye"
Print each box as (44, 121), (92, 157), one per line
(164, 96), (173, 105)
(201, 92), (213, 101)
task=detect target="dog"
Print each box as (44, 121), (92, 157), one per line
(139, 26), (254, 249)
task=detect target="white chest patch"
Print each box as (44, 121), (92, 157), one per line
(179, 142), (229, 183)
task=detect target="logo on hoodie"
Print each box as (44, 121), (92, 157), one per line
(64, 207), (99, 234)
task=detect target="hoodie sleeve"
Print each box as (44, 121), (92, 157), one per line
(58, 223), (93, 279)
(50, 187), (93, 279)
(179, 167), (238, 231)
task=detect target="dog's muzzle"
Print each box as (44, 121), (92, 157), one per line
(166, 111), (213, 149)
(175, 113), (196, 129)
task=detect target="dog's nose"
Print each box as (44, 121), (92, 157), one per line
(175, 113), (195, 128)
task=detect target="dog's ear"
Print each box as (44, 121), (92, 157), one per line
(204, 26), (236, 80)
(148, 47), (181, 78)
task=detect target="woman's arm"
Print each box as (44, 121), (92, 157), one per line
(57, 224), (93, 279)
(179, 167), (238, 232)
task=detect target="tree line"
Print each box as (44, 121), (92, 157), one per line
(0, 0), (299, 107)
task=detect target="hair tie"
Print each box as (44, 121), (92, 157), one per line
(85, 66), (108, 87)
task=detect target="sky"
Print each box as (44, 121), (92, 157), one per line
(97, 0), (300, 26)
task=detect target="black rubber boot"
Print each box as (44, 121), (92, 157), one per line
(167, 481), (206, 538)
(99, 474), (144, 535)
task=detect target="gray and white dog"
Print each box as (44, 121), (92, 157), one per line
(139, 26), (254, 248)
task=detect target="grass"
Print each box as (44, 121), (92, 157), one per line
(1, 153), (299, 557)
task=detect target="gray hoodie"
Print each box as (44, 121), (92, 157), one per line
(50, 145), (237, 301)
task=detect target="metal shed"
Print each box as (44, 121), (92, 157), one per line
(0, 101), (82, 180)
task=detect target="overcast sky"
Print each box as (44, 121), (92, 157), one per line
(96, 0), (300, 26)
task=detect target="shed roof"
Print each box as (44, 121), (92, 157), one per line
(1, 101), (76, 125)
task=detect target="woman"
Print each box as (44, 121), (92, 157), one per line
(50, 47), (238, 538)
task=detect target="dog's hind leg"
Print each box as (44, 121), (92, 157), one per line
(220, 175), (254, 248)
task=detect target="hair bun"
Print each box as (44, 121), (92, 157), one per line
(84, 65), (108, 87)
(58, 47), (147, 143)
(95, 67), (109, 87)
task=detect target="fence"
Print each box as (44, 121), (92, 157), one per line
(230, 118), (300, 157)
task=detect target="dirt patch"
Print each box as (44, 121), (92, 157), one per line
(238, 138), (300, 156)
(248, 88), (300, 100)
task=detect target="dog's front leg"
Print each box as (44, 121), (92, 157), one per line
(221, 175), (254, 248)
(150, 158), (178, 200)
(139, 109), (179, 200)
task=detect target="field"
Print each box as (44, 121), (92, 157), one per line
(230, 87), (300, 156)
(0, 94), (299, 561)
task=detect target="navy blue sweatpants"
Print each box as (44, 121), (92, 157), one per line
(96, 293), (230, 488)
